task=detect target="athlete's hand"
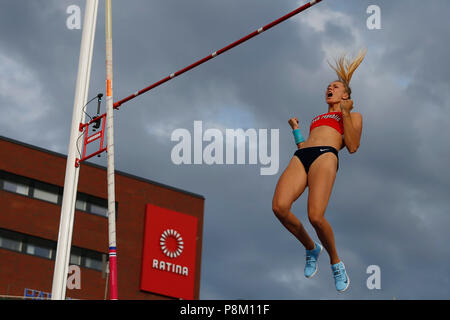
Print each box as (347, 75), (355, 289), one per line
(340, 99), (354, 114)
(288, 117), (299, 130)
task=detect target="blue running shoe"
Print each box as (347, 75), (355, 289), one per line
(331, 261), (350, 292)
(304, 241), (323, 278)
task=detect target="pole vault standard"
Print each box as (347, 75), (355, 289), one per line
(105, 0), (118, 300)
(51, 0), (99, 300)
(113, 0), (323, 109)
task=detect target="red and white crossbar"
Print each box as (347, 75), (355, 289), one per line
(113, 0), (322, 109)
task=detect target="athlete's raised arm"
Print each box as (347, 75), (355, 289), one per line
(340, 100), (362, 154)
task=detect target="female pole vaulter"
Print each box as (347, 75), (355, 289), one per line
(272, 49), (367, 292)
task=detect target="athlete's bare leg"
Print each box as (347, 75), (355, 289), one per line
(272, 156), (315, 250)
(306, 153), (340, 264)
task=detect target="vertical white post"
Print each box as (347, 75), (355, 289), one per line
(51, 0), (99, 300)
(105, 0), (118, 300)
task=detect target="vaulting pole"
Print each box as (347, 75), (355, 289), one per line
(113, 0), (323, 109)
(105, 0), (118, 300)
(52, 0), (99, 300)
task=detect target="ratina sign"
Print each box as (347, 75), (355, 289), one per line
(140, 204), (198, 299)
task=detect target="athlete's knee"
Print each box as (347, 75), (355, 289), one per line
(308, 213), (326, 229)
(272, 200), (291, 220)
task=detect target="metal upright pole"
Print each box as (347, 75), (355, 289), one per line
(51, 0), (99, 300)
(105, 0), (118, 300)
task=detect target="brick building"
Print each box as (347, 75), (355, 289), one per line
(0, 136), (204, 300)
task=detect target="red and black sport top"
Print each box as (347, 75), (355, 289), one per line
(309, 111), (344, 135)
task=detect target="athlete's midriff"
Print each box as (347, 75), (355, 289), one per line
(301, 126), (344, 151)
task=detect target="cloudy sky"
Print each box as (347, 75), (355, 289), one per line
(1, 0), (449, 299)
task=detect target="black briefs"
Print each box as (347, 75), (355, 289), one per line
(293, 146), (339, 174)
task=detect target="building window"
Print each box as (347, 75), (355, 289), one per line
(32, 182), (59, 204)
(75, 199), (87, 211)
(70, 247), (104, 271)
(0, 170), (117, 219)
(0, 228), (106, 272)
(90, 203), (108, 217)
(26, 243), (53, 260)
(3, 180), (29, 196)
(75, 193), (111, 218)
(70, 247), (82, 265)
(85, 255), (103, 271)
(0, 232), (23, 252)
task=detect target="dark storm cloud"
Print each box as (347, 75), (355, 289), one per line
(1, 0), (449, 300)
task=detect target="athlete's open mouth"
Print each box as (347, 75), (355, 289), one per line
(327, 92), (333, 98)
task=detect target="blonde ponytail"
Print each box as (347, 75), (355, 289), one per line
(328, 48), (367, 98)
